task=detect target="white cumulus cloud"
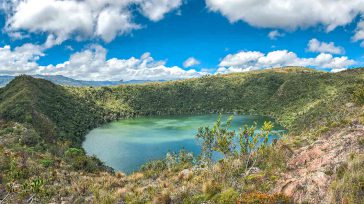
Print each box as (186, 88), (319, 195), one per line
(219, 51), (264, 67)
(0, 43), (206, 81)
(36, 45), (205, 81)
(0, 43), (44, 75)
(6, 0), (94, 43)
(2, 0), (182, 45)
(353, 20), (364, 46)
(96, 8), (140, 43)
(183, 57), (200, 68)
(139, 0), (183, 21)
(218, 50), (355, 73)
(307, 39), (344, 55)
(0, 43), (356, 81)
(206, 0), (364, 35)
(268, 30), (284, 40)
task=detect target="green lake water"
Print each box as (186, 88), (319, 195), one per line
(82, 114), (285, 174)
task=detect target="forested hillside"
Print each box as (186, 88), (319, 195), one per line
(1, 67), (363, 144)
(73, 67), (362, 134)
(0, 76), (107, 145)
(0, 67), (363, 203)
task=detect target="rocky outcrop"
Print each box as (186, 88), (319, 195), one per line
(273, 124), (364, 203)
(178, 169), (193, 180)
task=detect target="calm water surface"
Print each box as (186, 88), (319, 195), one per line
(82, 114), (285, 173)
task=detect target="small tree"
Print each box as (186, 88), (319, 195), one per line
(196, 126), (215, 164)
(212, 115), (235, 158)
(238, 123), (256, 156)
(196, 115), (274, 175)
(166, 152), (178, 169)
(165, 149), (194, 170)
(240, 121), (273, 174)
(196, 115), (236, 163)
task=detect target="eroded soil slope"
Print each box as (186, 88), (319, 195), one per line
(274, 124), (364, 203)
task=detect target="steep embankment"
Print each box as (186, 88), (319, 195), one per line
(274, 123), (364, 203)
(0, 76), (110, 145)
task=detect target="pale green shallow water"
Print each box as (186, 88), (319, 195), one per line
(82, 114), (285, 173)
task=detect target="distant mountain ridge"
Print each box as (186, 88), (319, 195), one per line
(0, 75), (163, 87)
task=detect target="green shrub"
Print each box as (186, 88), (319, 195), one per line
(212, 188), (239, 204)
(141, 160), (167, 171)
(140, 160), (167, 177)
(165, 149), (194, 170)
(353, 86), (364, 105)
(1, 127), (13, 134)
(65, 148), (84, 158)
(20, 129), (42, 146)
(64, 148), (103, 172)
(30, 178), (45, 194)
(40, 159), (54, 168)
(183, 195), (208, 204)
(202, 180), (222, 198)
(358, 138), (364, 146)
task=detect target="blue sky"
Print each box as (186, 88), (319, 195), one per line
(0, 0), (364, 81)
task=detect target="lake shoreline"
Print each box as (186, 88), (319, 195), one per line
(83, 114), (285, 174)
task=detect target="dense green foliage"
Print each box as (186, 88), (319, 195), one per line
(69, 67), (364, 137)
(0, 67), (363, 203)
(2, 67), (362, 147)
(196, 115), (274, 165)
(0, 76), (108, 146)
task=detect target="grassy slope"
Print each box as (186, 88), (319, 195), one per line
(69, 67), (363, 134)
(0, 67), (363, 203)
(0, 76), (108, 145)
(1, 67), (363, 144)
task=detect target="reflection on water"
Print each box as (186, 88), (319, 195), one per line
(82, 114), (285, 174)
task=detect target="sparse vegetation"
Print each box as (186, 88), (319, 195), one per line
(330, 154), (364, 204)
